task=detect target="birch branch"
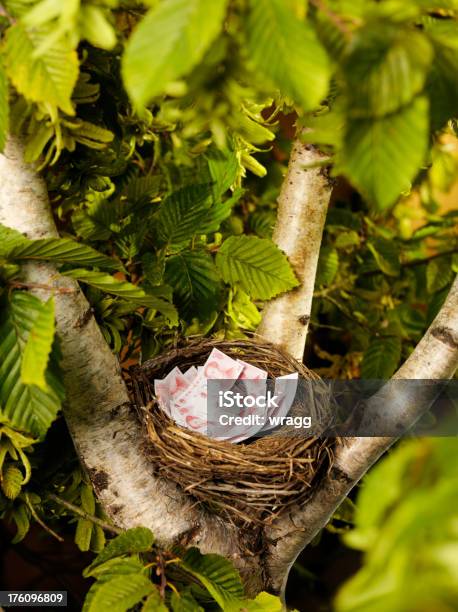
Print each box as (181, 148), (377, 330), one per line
(257, 137), (333, 361)
(265, 275), (458, 594)
(0, 136), (265, 594)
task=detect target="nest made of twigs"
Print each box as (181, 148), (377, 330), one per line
(131, 337), (335, 525)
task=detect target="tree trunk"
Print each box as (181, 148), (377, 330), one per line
(1, 135), (457, 602)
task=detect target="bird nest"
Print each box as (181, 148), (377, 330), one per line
(130, 338), (335, 525)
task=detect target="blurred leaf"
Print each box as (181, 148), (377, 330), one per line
(216, 235), (299, 300)
(343, 27), (432, 117)
(3, 22), (78, 115)
(340, 96), (429, 210)
(361, 336), (402, 379)
(122, 0), (228, 107)
(367, 238), (400, 276)
(426, 257), (453, 294)
(1, 464), (23, 499)
(246, 0), (330, 111)
(316, 246), (339, 285)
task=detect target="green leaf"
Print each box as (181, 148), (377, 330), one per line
(246, 0), (330, 111)
(426, 257), (453, 294)
(86, 574), (154, 612)
(361, 337), (402, 379)
(75, 519), (94, 552)
(0, 64), (9, 152)
(63, 270), (178, 325)
(340, 96), (429, 210)
(216, 235), (299, 300)
(343, 27), (433, 118)
(122, 0), (228, 107)
(205, 146), (239, 199)
(21, 297), (55, 391)
(3, 22), (78, 115)
(228, 592), (283, 611)
(170, 589), (203, 612)
(165, 250), (221, 321)
(0, 292), (63, 438)
(316, 247), (339, 286)
(143, 588), (169, 612)
(0, 224), (122, 270)
(1, 464), (24, 499)
(157, 185), (232, 250)
(180, 548), (244, 609)
(84, 527), (155, 577)
(11, 502), (30, 543)
(367, 238), (400, 277)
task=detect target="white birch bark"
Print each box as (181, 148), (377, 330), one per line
(0, 136), (265, 594)
(256, 139), (333, 360)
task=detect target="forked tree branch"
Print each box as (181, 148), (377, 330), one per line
(265, 276), (458, 593)
(257, 137), (333, 360)
(0, 136), (266, 595)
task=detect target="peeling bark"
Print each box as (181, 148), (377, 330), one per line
(257, 138), (333, 360)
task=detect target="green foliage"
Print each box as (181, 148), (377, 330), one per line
(335, 439), (458, 611)
(82, 528), (282, 611)
(63, 269), (179, 325)
(246, 0), (330, 111)
(21, 297), (55, 390)
(165, 250), (222, 321)
(3, 22), (78, 115)
(122, 0), (228, 107)
(360, 336), (402, 379)
(0, 224), (122, 270)
(338, 96), (430, 210)
(216, 235), (299, 300)
(0, 292), (63, 439)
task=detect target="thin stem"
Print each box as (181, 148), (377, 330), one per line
(47, 493), (123, 535)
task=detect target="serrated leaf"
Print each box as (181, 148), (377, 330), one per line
(85, 574), (154, 612)
(165, 250), (221, 321)
(1, 464), (24, 499)
(157, 185), (232, 250)
(246, 0), (330, 111)
(361, 337), (402, 379)
(340, 96), (429, 210)
(21, 298), (55, 391)
(316, 247), (339, 286)
(63, 270), (178, 325)
(0, 223), (121, 270)
(122, 0), (228, 107)
(84, 527), (154, 577)
(0, 292), (63, 438)
(343, 27), (432, 118)
(180, 548), (244, 609)
(3, 22), (78, 115)
(216, 235), (299, 300)
(367, 239), (400, 277)
(0, 64), (9, 152)
(426, 257), (453, 294)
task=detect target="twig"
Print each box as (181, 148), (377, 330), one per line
(363, 248), (458, 277)
(47, 493), (123, 535)
(24, 493), (64, 543)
